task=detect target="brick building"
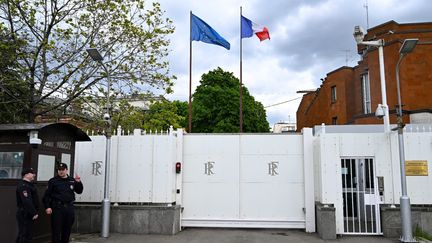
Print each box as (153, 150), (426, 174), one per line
(296, 21), (432, 131)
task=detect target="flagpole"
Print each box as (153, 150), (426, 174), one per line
(188, 11), (193, 133)
(239, 6), (243, 133)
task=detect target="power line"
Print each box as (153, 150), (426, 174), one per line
(264, 96), (302, 108)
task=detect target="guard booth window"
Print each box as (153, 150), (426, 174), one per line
(36, 153), (72, 181)
(0, 152), (24, 179)
(37, 154), (56, 181)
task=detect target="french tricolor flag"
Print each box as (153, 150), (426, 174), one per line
(241, 15), (270, 41)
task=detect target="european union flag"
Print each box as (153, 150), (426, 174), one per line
(191, 14), (230, 50)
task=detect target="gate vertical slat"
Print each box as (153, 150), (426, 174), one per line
(374, 158), (381, 234)
(363, 159), (368, 233)
(367, 159), (375, 233)
(349, 159), (355, 232)
(356, 159), (361, 233)
(343, 159), (348, 232)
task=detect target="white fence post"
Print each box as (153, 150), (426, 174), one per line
(302, 128), (316, 232)
(175, 128), (184, 228)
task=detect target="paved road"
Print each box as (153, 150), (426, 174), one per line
(70, 228), (399, 243)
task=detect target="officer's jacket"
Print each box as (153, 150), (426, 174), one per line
(16, 180), (40, 217)
(43, 175), (83, 208)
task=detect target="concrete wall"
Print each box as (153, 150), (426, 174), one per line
(381, 205), (432, 237)
(73, 204), (181, 235)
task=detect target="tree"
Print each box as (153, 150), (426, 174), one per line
(0, 0), (175, 123)
(0, 25), (29, 123)
(141, 99), (187, 131)
(192, 68), (269, 133)
(108, 98), (187, 133)
(172, 100), (188, 128)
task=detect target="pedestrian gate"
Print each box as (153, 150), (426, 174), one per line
(341, 158), (382, 234)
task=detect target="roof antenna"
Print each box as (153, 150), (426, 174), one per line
(364, 0), (369, 29)
(340, 49), (351, 66)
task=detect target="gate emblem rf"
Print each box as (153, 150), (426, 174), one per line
(92, 161), (102, 176)
(204, 161), (215, 175)
(268, 161), (279, 176)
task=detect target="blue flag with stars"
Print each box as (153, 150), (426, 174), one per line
(191, 13), (230, 50)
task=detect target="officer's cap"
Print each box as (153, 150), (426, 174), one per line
(21, 167), (35, 176)
(57, 163), (68, 170)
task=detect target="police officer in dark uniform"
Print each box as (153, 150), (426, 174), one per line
(43, 163), (83, 243)
(16, 167), (39, 243)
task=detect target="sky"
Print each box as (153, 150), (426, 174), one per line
(156, 0), (431, 129)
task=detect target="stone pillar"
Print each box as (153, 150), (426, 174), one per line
(315, 202), (336, 240)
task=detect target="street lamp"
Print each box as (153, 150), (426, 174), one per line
(86, 48), (112, 238)
(395, 38), (418, 243)
(353, 26), (391, 132)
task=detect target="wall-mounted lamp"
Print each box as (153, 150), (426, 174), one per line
(375, 104), (385, 118)
(353, 25), (390, 132)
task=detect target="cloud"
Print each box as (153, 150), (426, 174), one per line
(159, 0), (432, 127)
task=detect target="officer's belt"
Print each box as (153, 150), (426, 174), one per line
(53, 200), (74, 206)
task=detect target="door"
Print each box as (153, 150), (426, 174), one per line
(341, 158), (382, 234)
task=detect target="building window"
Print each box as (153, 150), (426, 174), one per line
(332, 117), (338, 125)
(0, 151), (24, 179)
(37, 154), (56, 181)
(331, 86), (337, 103)
(361, 72), (371, 114)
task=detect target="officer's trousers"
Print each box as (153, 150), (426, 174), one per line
(16, 209), (34, 243)
(51, 204), (75, 243)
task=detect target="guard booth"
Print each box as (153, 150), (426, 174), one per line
(0, 123), (90, 243)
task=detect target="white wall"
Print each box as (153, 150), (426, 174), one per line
(74, 131), (315, 230)
(313, 128), (432, 234)
(73, 125), (432, 233)
(75, 130), (177, 203)
(401, 132), (432, 204)
(314, 131), (432, 204)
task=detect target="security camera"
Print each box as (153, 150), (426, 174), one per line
(353, 25), (366, 44)
(28, 130), (42, 145)
(375, 104), (385, 118)
(103, 113), (110, 120)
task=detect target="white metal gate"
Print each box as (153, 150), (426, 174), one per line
(181, 134), (312, 229)
(341, 158), (382, 234)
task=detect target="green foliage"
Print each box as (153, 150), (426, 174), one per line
(414, 225), (432, 241)
(0, 0), (175, 123)
(143, 99), (188, 131)
(192, 68), (269, 133)
(0, 26), (29, 123)
(172, 100), (188, 128)
(109, 99), (146, 133)
(107, 98), (187, 133)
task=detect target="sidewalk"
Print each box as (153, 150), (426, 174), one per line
(70, 228), (399, 243)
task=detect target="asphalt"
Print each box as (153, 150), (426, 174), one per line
(70, 228), (400, 243)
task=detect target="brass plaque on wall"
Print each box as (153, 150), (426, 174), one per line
(405, 160), (428, 176)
